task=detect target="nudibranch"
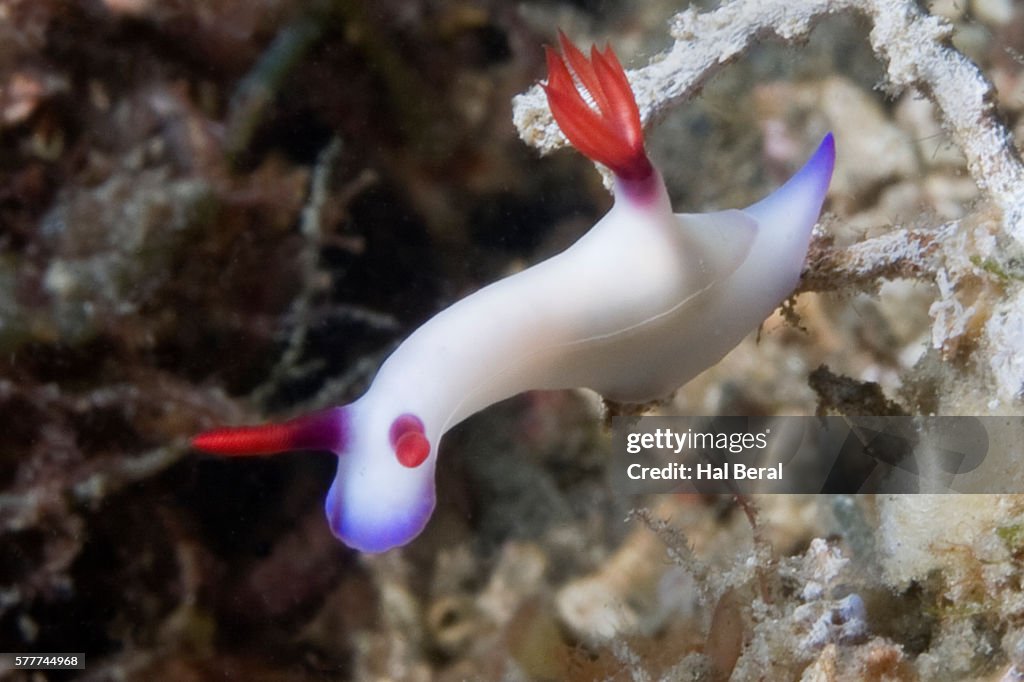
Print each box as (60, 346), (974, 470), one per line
(193, 34), (835, 552)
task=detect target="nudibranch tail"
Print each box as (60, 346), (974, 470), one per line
(743, 131), (835, 273)
(542, 32), (652, 181)
(787, 132), (835, 206)
(191, 407), (348, 456)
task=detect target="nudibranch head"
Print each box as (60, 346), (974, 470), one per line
(324, 401), (437, 553)
(542, 32), (653, 182)
(192, 402), (437, 553)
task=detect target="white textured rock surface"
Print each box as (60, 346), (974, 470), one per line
(877, 495), (1015, 589)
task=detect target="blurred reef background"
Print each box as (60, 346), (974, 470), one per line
(4, 0), (1024, 680)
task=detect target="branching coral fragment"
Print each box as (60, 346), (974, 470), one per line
(798, 225), (955, 295)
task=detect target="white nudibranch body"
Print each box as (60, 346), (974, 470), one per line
(193, 35), (835, 552)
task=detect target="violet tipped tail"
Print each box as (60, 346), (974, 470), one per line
(191, 408), (348, 456)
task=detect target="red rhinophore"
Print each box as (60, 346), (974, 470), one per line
(542, 31), (652, 181)
(191, 408), (347, 457)
(395, 431), (430, 468)
(389, 413), (430, 468)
